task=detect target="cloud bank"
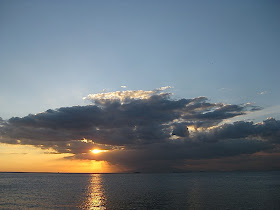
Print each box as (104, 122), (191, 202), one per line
(1, 87), (279, 172)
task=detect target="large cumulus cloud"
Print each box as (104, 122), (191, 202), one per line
(0, 87), (279, 172)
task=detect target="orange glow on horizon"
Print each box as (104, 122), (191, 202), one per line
(0, 143), (125, 173)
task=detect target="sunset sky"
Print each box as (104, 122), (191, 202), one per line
(0, 0), (279, 173)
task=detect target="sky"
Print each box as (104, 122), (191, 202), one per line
(0, 0), (279, 173)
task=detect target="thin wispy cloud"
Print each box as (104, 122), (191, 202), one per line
(258, 91), (268, 95)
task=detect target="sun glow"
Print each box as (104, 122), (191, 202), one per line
(91, 149), (107, 154)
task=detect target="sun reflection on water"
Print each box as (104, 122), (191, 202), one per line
(81, 174), (106, 209)
(187, 178), (203, 209)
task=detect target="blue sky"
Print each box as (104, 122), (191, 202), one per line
(0, 0), (279, 120)
(1, 0), (280, 173)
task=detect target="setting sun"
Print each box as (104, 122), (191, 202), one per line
(91, 149), (106, 154)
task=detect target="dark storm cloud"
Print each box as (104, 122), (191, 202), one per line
(172, 123), (189, 137)
(0, 88), (279, 172)
(69, 138), (271, 172)
(194, 118), (280, 143)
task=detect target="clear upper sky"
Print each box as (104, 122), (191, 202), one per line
(0, 0), (279, 119)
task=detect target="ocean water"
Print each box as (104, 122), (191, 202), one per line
(0, 172), (280, 209)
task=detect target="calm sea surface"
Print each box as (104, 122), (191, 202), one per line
(0, 171), (280, 209)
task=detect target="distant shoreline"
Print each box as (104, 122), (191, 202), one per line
(1, 170), (280, 174)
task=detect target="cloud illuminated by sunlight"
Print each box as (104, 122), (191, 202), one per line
(83, 86), (173, 104)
